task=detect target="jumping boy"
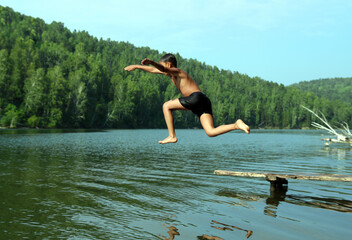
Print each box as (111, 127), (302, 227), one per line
(124, 53), (250, 144)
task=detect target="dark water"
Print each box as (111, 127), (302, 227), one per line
(0, 129), (351, 240)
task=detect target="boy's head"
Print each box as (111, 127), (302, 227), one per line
(160, 53), (177, 68)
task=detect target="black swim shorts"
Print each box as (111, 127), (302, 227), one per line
(179, 92), (212, 117)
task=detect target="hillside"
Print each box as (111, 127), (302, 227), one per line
(291, 78), (352, 104)
(0, 6), (351, 129)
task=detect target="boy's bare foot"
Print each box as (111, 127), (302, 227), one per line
(158, 136), (178, 144)
(235, 119), (250, 134)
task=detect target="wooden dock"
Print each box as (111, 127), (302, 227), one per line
(214, 170), (352, 188)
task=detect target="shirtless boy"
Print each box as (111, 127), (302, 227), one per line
(124, 53), (250, 144)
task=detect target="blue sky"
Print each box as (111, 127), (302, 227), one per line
(2, 0), (351, 85)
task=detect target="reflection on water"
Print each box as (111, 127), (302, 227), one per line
(210, 220), (253, 239)
(322, 146), (352, 163)
(286, 195), (352, 213)
(198, 235), (224, 240)
(161, 220), (253, 240)
(217, 186), (352, 218)
(0, 129), (352, 239)
(265, 185), (289, 217)
(161, 225), (179, 240)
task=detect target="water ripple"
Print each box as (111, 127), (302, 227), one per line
(1, 129), (352, 239)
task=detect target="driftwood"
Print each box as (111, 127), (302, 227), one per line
(214, 170), (352, 188)
(322, 138), (352, 146)
(302, 105), (352, 146)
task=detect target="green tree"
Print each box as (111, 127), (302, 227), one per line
(46, 66), (66, 127)
(0, 104), (24, 128)
(24, 67), (45, 117)
(67, 68), (88, 126)
(0, 49), (9, 108)
(8, 38), (27, 105)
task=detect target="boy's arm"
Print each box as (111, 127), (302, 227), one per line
(141, 58), (180, 75)
(124, 64), (166, 75)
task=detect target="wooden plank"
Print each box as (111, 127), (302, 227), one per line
(214, 170), (352, 182)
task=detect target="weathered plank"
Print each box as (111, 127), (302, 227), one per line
(214, 170), (352, 182)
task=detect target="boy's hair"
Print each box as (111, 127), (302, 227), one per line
(160, 53), (177, 68)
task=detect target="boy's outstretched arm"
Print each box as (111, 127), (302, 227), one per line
(141, 58), (165, 72)
(141, 58), (180, 75)
(124, 64), (166, 75)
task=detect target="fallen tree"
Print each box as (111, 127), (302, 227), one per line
(302, 105), (351, 146)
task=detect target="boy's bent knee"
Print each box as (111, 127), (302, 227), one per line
(162, 101), (175, 113)
(162, 102), (170, 111)
(204, 129), (216, 137)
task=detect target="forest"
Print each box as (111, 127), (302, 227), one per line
(0, 6), (351, 129)
(291, 78), (352, 105)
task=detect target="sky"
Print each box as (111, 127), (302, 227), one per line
(1, 0), (351, 85)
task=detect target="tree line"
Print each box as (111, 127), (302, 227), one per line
(0, 6), (351, 129)
(291, 77), (352, 105)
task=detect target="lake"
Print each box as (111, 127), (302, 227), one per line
(0, 129), (351, 239)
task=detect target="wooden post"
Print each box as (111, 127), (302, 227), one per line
(266, 175), (288, 189)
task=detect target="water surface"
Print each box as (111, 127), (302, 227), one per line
(0, 129), (351, 239)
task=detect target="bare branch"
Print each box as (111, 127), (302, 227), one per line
(301, 105), (350, 142)
(338, 122), (352, 137)
(301, 105), (339, 135)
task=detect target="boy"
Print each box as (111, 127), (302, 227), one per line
(124, 53), (250, 144)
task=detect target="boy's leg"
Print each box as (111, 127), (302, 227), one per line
(200, 114), (250, 137)
(159, 99), (188, 144)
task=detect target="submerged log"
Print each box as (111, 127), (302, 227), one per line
(322, 138), (352, 146)
(214, 170), (352, 183)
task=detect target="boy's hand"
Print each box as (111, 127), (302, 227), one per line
(141, 58), (152, 65)
(124, 65), (137, 71)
